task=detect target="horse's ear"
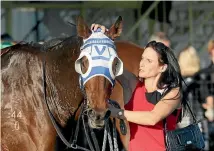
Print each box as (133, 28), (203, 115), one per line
(77, 16), (92, 39)
(106, 16), (123, 40)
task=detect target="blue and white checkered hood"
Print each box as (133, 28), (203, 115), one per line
(75, 28), (123, 86)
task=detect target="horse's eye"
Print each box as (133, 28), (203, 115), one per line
(80, 57), (88, 74)
(114, 62), (118, 72)
(81, 61), (86, 68)
(112, 58), (119, 76)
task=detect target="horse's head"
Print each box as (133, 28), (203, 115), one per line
(75, 16), (123, 128)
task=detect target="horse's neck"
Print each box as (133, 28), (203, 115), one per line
(1, 50), (45, 118)
(45, 48), (83, 126)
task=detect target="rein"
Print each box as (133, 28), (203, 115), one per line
(42, 61), (119, 151)
(1, 48), (10, 56)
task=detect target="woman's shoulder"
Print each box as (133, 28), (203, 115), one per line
(161, 87), (181, 108)
(162, 87), (180, 98)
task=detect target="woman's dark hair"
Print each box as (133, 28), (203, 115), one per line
(145, 41), (182, 90)
(145, 41), (187, 121)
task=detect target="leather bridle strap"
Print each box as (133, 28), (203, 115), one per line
(89, 127), (101, 151)
(42, 61), (74, 148)
(70, 103), (93, 151)
(42, 61), (92, 151)
(42, 60), (119, 151)
(82, 115), (96, 151)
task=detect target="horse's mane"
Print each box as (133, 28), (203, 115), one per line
(1, 42), (42, 56)
(1, 35), (82, 57)
(43, 35), (82, 52)
(42, 37), (69, 50)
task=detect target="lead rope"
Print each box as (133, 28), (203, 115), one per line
(82, 114), (96, 151)
(101, 120), (108, 151)
(112, 118), (119, 151)
(90, 128), (101, 151)
(107, 123), (114, 151)
(70, 103), (92, 151)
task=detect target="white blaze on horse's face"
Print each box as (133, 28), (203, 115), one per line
(75, 29), (123, 86)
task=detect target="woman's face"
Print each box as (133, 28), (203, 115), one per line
(139, 47), (164, 78)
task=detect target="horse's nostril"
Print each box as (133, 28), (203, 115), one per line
(89, 109), (107, 121)
(94, 112), (105, 120)
(96, 115), (101, 120)
(89, 110), (95, 116)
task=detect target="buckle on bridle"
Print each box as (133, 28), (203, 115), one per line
(71, 143), (77, 149)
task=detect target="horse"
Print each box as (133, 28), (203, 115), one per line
(1, 16), (143, 151)
(54, 41), (143, 151)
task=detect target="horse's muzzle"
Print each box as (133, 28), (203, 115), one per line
(88, 109), (110, 129)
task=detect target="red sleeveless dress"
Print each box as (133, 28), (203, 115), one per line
(125, 82), (181, 151)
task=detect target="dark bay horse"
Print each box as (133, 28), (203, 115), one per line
(54, 41), (143, 151)
(1, 16), (142, 151)
(1, 37), (83, 151)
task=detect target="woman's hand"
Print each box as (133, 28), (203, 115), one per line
(108, 104), (125, 120)
(91, 24), (108, 33)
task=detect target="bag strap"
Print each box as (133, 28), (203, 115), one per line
(185, 101), (198, 123)
(163, 100), (198, 133)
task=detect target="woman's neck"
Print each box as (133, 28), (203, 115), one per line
(144, 74), (161, 92)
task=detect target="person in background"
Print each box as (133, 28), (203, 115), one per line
(183, 40), (214, 150)
(206, 39), (214, 150)
(201, 40), (214, 122)
(149, 32), (171, 47)
(202, 39), (214, 150)
(207, 40), (214, 67)
(176, 46), (201, 128)
(91, 24), (187, 151)
(178, 46), (200, 78)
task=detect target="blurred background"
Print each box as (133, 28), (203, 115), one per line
(1, 1), (214, 151)
(1, 1), (214, 67)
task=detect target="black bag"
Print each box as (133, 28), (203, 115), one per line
(164, 102), (205, 151)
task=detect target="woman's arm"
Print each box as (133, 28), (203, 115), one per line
(116, 68), (138, 104)
(123, 88), (181, 125)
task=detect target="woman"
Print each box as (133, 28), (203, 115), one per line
(91, 24), (185, 151)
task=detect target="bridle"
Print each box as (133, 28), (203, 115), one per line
(42, 29), (127, 151)
(75, 28), (123, 88)
(2, 40), (126, 150)
(42, 61), (123, 151)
